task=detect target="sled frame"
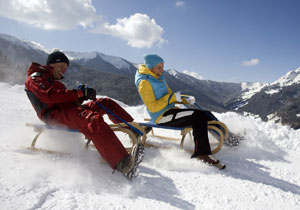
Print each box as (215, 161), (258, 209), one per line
(25, 122), (147, 154)
(138, 120), (228, 154)
(25, 119), (228, 155)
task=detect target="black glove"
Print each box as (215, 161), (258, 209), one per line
(85, 87), (96, 100)
(78, 85), (96, 100)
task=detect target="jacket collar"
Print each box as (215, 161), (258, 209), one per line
(27, 62), (55, 79)
(138, 64), (161, 79)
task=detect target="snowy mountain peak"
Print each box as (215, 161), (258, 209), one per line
(260, 67), (300, 95)
(272, 67), (300, 87)
(65, 51), (98, 60)
(65, 51), (131, 70)
(167, 69), (205, 84)
(166, 69), (179, 77)
(0, 33), (49, 53)
(240, 81), (267, 100)
(182, 70), (204, 81)
(167, 69), (205, 82)
(238, 67), (300, 98)
(241, 81), (267, 91)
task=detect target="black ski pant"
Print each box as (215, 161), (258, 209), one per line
(158, 108), (218, 157)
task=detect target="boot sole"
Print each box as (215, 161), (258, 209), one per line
(127, 144), (145, 181)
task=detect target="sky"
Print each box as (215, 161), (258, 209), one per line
(0, 0), (300, 83)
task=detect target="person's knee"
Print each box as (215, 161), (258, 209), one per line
(98, 98), (117, 108)
(86, 114), (107, 133)
(193, 110), (207, 120)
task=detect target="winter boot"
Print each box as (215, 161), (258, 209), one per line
(116, 143), (144, 181)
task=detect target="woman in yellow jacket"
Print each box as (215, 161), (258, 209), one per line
(135, 54), (220, 165)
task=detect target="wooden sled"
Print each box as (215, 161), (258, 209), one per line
(25, 122), (147, 154)
(25, 119), (228, 156)
(139, 120), (228, 155)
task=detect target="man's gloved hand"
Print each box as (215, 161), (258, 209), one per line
(85, 88), (96, 100)
(78, 85), (97, 101)
(174, 91), (182, 102)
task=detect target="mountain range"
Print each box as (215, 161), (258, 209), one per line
(0, 33), (299, 129)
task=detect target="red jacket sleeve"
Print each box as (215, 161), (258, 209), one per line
(26, 73), (80, 105)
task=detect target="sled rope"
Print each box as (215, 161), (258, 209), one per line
(95, 101), (143, 136)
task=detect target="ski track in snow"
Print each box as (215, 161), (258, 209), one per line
(0, 83), (299, 210)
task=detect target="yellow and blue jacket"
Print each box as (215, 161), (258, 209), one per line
(135, 64), (177, 123)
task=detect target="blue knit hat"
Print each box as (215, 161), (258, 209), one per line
(143, 54), (164, 69)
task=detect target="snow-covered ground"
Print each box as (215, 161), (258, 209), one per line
(0, 82), (299, 210)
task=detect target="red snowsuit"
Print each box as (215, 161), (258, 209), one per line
(25, 63), (133, 168)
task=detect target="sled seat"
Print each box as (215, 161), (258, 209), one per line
(139, 122), (187, 130)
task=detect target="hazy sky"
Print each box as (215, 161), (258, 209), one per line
(0, 0), (299, 83)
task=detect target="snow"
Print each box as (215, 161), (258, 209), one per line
(240, 82), (267, 100)
(167, 69), (207, 84)
(167, 69), (180, 78)
(65, 51), (131, 70)
(66, 51), (99, 60)
(182, 70), (204, 80)
(240, 67), (300, 98)
(100, 54), (131, 70)
(0, 82), (299, 210)
(272, 68), (300, 87)
(264, 67), (300, 96)
(264, 89), (280, 95)
(0, 33), (49, 53)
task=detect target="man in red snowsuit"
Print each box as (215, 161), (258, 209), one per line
(25, 51), (143, 180)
